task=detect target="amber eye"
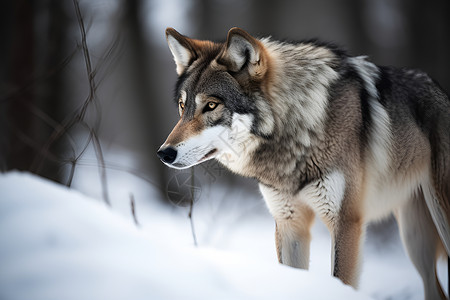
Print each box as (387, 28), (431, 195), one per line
(203, 102), (218, 113)
(179, 102), (185, 111)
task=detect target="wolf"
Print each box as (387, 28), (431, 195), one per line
(157, 27), (450, 299)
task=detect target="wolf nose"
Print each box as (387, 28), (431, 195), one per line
(157, 147), (177, 164)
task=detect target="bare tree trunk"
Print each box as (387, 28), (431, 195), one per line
(36, 0), (69, 182)
(0, 0), (69, 183)
(1, 0), (35, 171)
(122, 0), (167, 199)
(0, 1), (14, 170)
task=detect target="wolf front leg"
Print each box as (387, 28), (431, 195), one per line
(304, 174), (364, 288)
(330, 207), (365, 288)
(275, 209), (315, 268)
(260, 184), (315, 269)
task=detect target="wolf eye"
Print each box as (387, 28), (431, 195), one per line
(203, 102), (218, 113)
(179, 102), (185, 111)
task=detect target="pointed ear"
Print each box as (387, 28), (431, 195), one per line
(218, 28), (268, 78)
(166, 28), (197, 75)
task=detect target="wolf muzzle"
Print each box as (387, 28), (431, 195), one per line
(157, 146), (177, 164)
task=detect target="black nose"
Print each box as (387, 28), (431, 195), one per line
(157, 147), (177, 164)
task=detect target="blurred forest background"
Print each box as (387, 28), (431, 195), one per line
(1, 0), (449, 212)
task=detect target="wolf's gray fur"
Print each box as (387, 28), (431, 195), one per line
(158, 28), (450, 299)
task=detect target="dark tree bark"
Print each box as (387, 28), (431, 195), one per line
(0, 0), (69, 183)
(1, 0), (35, 172)
(122, 0), (167, 199)
(36, 0), (69, 182)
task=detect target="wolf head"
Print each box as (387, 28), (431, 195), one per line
(157, 28), (275, 171)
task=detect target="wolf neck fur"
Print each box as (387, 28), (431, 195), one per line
(261, 39), (340, 136)
(240, 39), (341, 191)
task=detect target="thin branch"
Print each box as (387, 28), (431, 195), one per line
(189, 167), (198, 246)
(23, 100), (78, 157)
(90, 129), (110, 206)
(12, 126), (63, 163)
(73, 0), (110, 206)
(66, 160), (77, 187)
(73, 0), (96, 120)
(130, 193), (140, 227)
(31, 114), (78, 173)
(92, 33), (124, 87)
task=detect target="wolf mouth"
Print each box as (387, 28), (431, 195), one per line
(200, 148), (217, 162)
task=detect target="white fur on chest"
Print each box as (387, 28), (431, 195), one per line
(299, 171), (346, 224)
(260, 171), (346, 223)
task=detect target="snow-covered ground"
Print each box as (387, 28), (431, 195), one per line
(0, 169), (447, 300)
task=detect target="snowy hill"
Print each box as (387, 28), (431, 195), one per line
(0, 171), (372, 300)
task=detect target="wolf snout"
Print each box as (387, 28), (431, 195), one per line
(157, 146), (177, 164)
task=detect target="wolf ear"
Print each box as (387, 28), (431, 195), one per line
(166, 28), (197, 75)
(218, 28), (267, 78)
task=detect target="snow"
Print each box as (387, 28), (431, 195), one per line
(0, 169), (447, 299)
(0, 171), (371, 300)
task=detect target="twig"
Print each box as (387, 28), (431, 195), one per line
(130, 193), (140, 226)
(74, 0), (96, 120)
(73, 0), (110, 206)
(189, 167), (198, 246)
(66, 160), (77, 187)
(90, 129), (110, 205)
(21, 99), (78, 157)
